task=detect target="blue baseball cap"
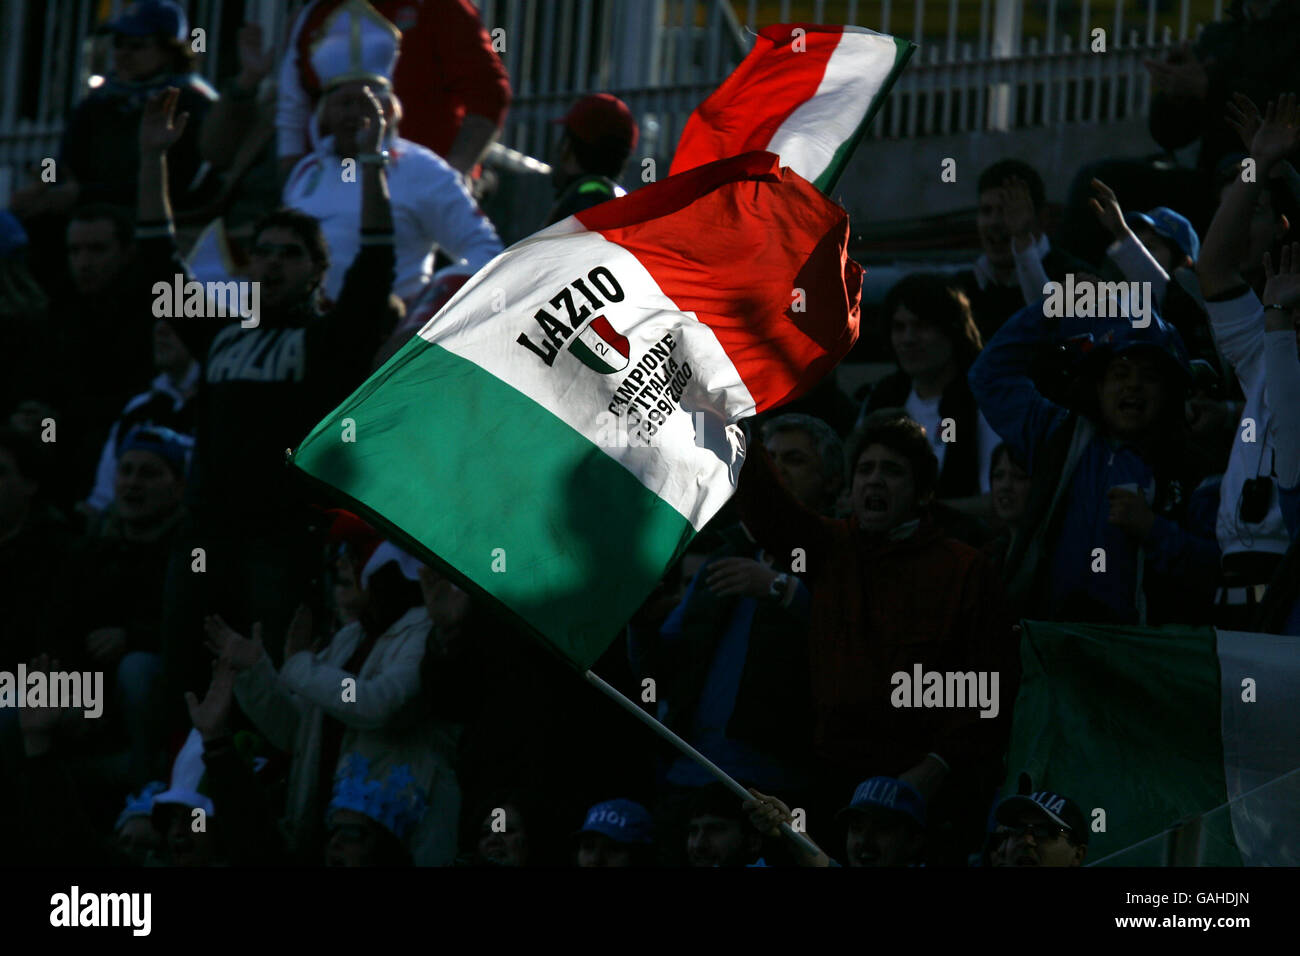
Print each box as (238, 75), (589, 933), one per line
(1124, 206), (1200, 262)
(100, 0), (188, 41)
(573, 799), (654, 846)
(118, 424), (194, 478)
(837, 777), (926, 829)
(1074, 311), (1194, 388)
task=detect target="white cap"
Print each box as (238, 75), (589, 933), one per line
(360, 540), (424, 590)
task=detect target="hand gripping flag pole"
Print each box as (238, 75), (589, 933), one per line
(583, 669), (824, 860)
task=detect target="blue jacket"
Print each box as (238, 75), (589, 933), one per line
(969, 299), (1220, 625)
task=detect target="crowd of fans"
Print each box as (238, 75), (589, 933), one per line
(1, 0), (1298, 868)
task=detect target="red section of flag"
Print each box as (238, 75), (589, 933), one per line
(669, 23), (843, 179)
(577, 150), (861, 413)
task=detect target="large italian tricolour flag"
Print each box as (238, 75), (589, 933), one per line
(1007, 622), (1300, 865)
(290, 152), (861, 669)
(670, 23), (914, 193)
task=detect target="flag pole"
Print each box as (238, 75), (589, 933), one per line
(584, 669), (824, 860)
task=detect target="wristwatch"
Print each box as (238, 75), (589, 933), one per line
(768, 572), (790, 602)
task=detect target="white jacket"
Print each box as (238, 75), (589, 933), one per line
(283, 129), (503, 304)
(234, 605), (461, 865)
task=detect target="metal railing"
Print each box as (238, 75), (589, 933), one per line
(486, 0), (1225, 176)
(0, 0), (1227, 200)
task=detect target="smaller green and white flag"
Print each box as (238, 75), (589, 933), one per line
(1006, 622), (1300, 865)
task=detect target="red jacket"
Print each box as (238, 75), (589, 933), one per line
(295, 0), (512, 159)
(736, 445), (1018, 779)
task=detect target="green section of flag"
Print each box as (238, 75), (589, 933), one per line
(290, 335), (694, 671)
(1005, 622), (1241, 865)
(814, 36), (916, 194)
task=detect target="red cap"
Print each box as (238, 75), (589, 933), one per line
(553, 93), (638, 152)
(324, 509), (384, 568)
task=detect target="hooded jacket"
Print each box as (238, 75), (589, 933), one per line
(969, 299), (1220, 625)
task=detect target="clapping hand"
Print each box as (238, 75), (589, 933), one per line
(185, 658), (236, 742)
(203, 614), (265, 671)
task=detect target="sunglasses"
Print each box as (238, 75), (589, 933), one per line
(996, 822), (1068, 843)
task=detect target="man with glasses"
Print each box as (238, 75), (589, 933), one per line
(990, 789), (1089, 867)
(132, 84), (398, 728)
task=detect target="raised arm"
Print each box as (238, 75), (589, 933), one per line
(137, 88), (228, 364)
(967, 299), (1070, 470)
(429, 0), (512, 174)
(1091, 178), (1172, 301)
(199, 24), (274, 170)
(1262, 243), (1300, 494)
(1200, 94), (1300, 299)
(318, 85), (397, 342)
(1002, 177), (1051, 305)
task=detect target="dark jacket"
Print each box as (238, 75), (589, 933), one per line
(140, 227), (396, 535)
(56, 508), (184, 666)
(60, 73), (218, 211)
(736, 444), (1017, 779)
(41, 263), (171, 494)
(0, 504), (73, 670)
